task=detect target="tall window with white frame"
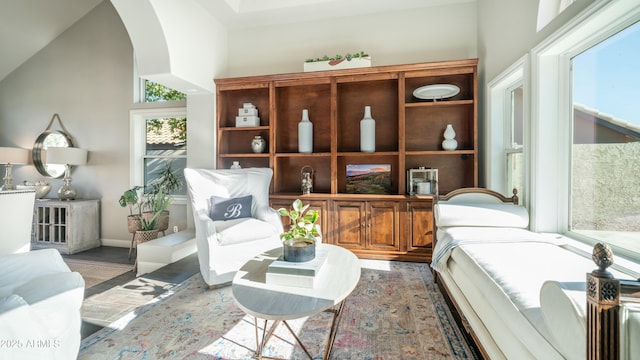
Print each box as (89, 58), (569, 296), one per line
(570, 20), (640, 254)
(144, 116), (187, 196)
(133, 81), (187, 198)
(506, 85), (524, 199)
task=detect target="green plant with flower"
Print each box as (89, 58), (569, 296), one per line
(278, 199), (320, 243)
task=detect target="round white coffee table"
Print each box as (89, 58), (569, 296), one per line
(232, 243), (361, 359)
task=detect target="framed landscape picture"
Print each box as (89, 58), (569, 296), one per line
(346, 164), (392, 194)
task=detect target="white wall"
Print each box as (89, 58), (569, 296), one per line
(0, 1), (135, 243)
(476, 0), (594, 187)
(225, 2), (478, 77)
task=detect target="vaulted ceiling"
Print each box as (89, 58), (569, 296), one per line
(0, 0), (473, 82)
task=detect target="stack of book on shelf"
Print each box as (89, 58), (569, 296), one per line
(266, 248), (328, 288)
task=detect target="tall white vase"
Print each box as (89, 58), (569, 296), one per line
(442, 124), (458, 151)
(360, 106), (376, 152)
(298, 109), (313, 153)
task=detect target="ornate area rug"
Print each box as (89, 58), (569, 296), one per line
(79, 261), (478, 359)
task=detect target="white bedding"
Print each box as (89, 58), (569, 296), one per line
(432, 226), (634, 360)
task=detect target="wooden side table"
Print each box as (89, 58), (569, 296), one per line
(32, 199), (100, 254)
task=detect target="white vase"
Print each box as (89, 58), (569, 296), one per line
(230, 161), (241, 169)
(442, 124), (458, 151)
(360, 106), (375, 152)
(251, 135), (266, 153)
(298, 109), (313, 153)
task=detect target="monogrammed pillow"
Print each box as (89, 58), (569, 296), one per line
(209, 195), (253, 221)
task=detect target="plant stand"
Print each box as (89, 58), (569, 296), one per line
(133, 229), (159, 272)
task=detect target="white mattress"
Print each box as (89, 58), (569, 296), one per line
(432, 227), (633, 360)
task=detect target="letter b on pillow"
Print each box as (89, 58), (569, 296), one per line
(209, 195), (253, 221)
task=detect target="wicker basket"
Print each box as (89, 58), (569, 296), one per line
(127, 215), (142, 234)
(134, 229), (159, 245)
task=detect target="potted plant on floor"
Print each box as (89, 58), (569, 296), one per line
(135, 194), (164, 245)
(119, 185), (144, 233)
(278, 199), (320, 262)
(144, 163), (183, 235)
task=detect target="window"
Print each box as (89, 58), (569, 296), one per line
(506, 85), (525, 200)
(570, 21), (640, 254)
(530, 0), (640, 260)
(144, 116), (187, 196)
(143, 80), (186, 103)
(130, 107), (187, 202)
(487, 57), (526, 200)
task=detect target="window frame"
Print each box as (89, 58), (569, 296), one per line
(130, 105), (188, 206)
(530, 0), (640, 259)
(486, 56), (528, 203)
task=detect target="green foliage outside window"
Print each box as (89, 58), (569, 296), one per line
(147, 118), (187, 142)
(144, 81), (186, 102)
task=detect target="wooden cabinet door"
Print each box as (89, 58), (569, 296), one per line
(406, 201), (434, 253)
(367, 201), (400, 251)
(332, 201), (366, 249)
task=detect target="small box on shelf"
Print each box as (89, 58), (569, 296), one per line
(236, 116), (260, 127)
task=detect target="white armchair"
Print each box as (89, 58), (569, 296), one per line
(184, 167), (284, 287)
(0, 190), (85, 360)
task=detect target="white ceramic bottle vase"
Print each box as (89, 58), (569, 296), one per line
(360, 105), (376, 152)
(298, 109), (313, 153)
(442, 124), (458, 151)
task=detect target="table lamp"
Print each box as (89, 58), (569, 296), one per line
(0, 147), (29, 191)
(45, 147), (88, 200)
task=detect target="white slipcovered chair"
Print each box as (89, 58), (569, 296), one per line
(184, 167), (284, 287)
(0, 190), (85, 360)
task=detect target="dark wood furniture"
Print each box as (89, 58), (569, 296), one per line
(215, 59), (478, 262)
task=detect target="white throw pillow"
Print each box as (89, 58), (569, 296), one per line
(434, 203), (529, 228)
(215, 218), (279, 245)
(539, 280), (586, 360)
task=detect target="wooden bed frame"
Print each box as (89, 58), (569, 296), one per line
(434, 187), (640, 360)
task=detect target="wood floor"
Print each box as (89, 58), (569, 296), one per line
(62, 246), (199, 339)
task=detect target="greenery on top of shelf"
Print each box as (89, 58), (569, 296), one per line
(305, 51), (369, 63)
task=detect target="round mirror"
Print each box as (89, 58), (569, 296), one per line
(32, 130), (75, 178)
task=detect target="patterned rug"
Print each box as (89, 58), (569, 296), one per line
(79, 260), (478, 359)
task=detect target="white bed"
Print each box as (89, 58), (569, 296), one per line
(431, 188), (638, 360)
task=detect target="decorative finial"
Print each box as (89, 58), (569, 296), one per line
(592, 242), (614, 278)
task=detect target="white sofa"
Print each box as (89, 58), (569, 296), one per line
(431, 188), (640, 360)
(184, 168), (284, 287)
(0, 190), (85, 360)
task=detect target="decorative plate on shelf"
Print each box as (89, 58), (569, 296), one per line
(413, 84), (460, 101)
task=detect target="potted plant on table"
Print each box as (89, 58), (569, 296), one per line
(278, 199), (320, 262)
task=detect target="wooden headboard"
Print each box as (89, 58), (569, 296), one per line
(438, 187), (519, 205)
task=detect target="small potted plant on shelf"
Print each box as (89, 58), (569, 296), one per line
(278, 199), (320, 262)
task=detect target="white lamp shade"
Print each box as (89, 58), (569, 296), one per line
(45, 147), (88, 166)
(0, 147), (29, 165)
